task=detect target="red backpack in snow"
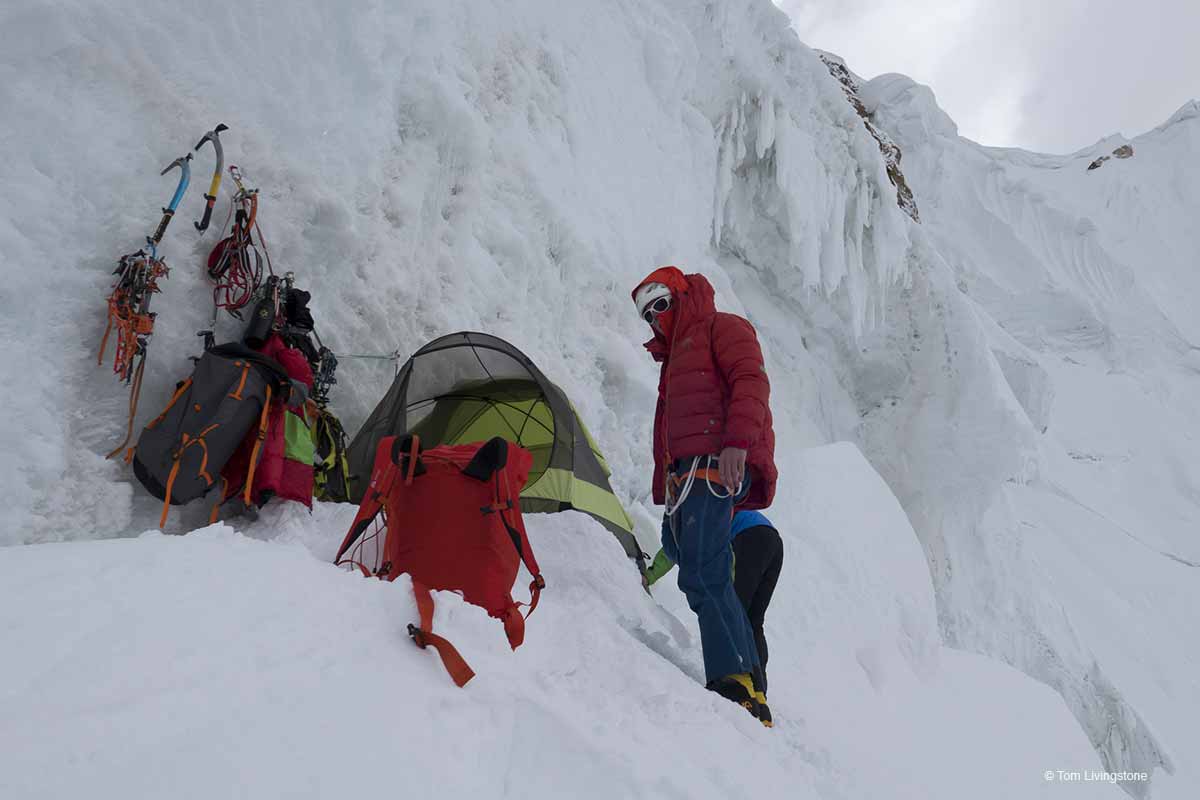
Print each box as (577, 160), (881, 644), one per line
(335, 435), (545, 686)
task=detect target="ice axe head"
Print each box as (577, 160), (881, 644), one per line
(151, 153), (193, 244)
(160, 153), (193, 177)
(194, 123), (229, 152)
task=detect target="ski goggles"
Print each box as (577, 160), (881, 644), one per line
(641, 296), (671, 324)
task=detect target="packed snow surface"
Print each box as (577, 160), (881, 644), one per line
(1, 447), (1118, 800)
(1, 0), (1197, 797)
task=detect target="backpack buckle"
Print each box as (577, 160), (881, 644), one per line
(479, 500), (514, 514)
(407, 623), (427, 648)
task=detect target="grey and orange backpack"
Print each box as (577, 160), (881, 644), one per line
(131, 343), (290, 527)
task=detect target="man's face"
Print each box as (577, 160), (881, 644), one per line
(640, 293), (673, 335)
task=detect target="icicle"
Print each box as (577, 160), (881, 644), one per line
(734, 96), (747, 163)
(757, 94), (776, 159)
(712, 110), (736, 247)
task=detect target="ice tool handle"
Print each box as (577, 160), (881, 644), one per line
(149, 153), (192, 248)
(193, 123), (228, 232)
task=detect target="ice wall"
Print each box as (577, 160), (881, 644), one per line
(860, 72), (1199, 798)
(0, 0), (912, 545)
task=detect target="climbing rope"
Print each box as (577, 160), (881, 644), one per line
(206, 165), (271, 319)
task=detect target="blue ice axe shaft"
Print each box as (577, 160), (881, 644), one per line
(149, 153), (193, 247)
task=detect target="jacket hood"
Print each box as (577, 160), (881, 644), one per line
(631, 265), (690, 304)
(635, 270), (718, 360)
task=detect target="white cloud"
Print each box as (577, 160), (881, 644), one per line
(777, 0), (1200, 152)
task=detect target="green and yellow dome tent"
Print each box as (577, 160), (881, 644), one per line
(346, 332), (644, 572)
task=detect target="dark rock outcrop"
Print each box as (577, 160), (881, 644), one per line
(1087, 143), (1134, 171)
(819, 54), (920, 222)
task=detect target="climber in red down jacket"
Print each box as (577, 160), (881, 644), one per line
(632, 265), (777, 726)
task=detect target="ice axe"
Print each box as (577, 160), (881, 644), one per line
(193, 122), (228, 232)
(149, 153), (193, 247)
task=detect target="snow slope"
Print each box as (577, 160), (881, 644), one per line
(0, 0), (1195, 797)
(0, 445), (1117, 800)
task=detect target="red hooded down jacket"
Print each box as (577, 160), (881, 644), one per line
(633, 267), (777, 510)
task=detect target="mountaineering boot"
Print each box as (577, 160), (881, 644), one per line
(708, 673), (756, 716)
(708, 673), (774, 727)
(708, 673), (771, 726)
(750, 665), (773, 727)
(753, 688), (773, 728)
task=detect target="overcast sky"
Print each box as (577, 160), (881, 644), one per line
(775, 0), (1200, 153)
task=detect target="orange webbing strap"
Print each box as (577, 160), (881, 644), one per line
(243, 384), (273, 506)
(191, 423), (218, 486)
(228, 362), (250, 400)
(97, 313), (115, 366)
(244, 192), (259, 232)
(520, 575), (546, 620)
(209, 476), (228, 524)
(159, 456), (182, 529)
(500, 606), (526, 650)
(145, 378), (193, 431)
(409, 580), (475, 688)
(106, 355), (149, 459)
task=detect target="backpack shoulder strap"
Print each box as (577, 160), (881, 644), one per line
(492, 467), (545, 619)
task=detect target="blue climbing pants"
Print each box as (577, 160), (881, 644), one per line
(661, 464), (761, 685)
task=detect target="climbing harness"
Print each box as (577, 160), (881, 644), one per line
(664, 454), (743, 516)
